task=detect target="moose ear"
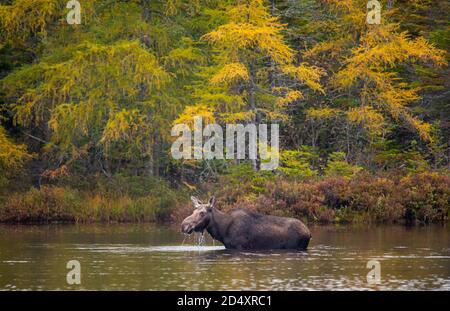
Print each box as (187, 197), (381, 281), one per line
(191, 196), (201, 207)
(208, 196), (216, 207)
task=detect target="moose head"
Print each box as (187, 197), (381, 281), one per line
(180, 196), (215, 234)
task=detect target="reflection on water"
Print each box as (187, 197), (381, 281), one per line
(72, 245), (227, 252)
(0, 224), (448, 290)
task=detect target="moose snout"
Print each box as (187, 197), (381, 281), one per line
(181, 221), (194, 234)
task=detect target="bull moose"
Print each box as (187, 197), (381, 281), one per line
(181, 196), (311, 250)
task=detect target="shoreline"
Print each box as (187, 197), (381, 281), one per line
(1, 171), (448, 225)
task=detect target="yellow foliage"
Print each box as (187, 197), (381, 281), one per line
(303, 37), (350, 60)
(220, 110), (255, 123)
(181, 0), (328, 132)
(174, 104), (216, 129)
(406, 116), (433, 142)
(164, 0), (179, 16)
(163, 41), (206, 76)
(350, 29), (447, 70)
(276, 91), (303, 107)
(0, 126), (32, 174)
(203, 22), (293, 65)
(282, 64), (325, 93)
(100, 109), (151, 154)
(210, 63), (249, 86)
(6, 41), (171, 129)
(306, 108), (341, 120)
(378, 88), (420, 119)
(319, 4), (447, 143)
(0, 0), (62, 44)
(347, 106), (385, 136)
(203, 0), (294, 65)
(195, 0), (325, 127)
(2, 39), (173, 163)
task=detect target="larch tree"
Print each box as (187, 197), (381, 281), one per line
(0, 0), (205, 177)
(176, 0), (325, 170)
(0, 126), (32, 186)
(301, 0), (446, 166)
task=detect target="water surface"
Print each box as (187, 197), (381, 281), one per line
(0, 224), (448, 290)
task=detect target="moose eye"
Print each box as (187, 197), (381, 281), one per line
(199, 211), (205, 217)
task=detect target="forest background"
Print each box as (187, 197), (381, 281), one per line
(0, 0), (448, 224)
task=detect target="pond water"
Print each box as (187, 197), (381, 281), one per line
(0, 224), (448, 290)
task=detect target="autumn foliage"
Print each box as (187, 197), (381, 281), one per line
(188, 171), (449, 224)
(0, 0), (448, 223)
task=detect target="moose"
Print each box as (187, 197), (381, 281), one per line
(181, 196), (311, 250)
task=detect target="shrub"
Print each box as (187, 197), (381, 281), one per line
(324, 152), (363, 177)
(187, 171), (449, 224)
(278, 147), (319, 178)
(0, 184), (181, 223)
(0, 186), (81, 223)
(399, 172), (450, 223)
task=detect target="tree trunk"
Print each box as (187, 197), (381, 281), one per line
(248, 62), (259, 171)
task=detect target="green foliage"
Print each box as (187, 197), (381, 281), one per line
(278, 146), (319, 178)
(373, 141), (430, 173)
(3, 41), (171, 167)
(324, 152), (363, 177)
(223, 162), (274, 194)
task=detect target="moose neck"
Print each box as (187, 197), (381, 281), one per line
(206, 207), (231, 244)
